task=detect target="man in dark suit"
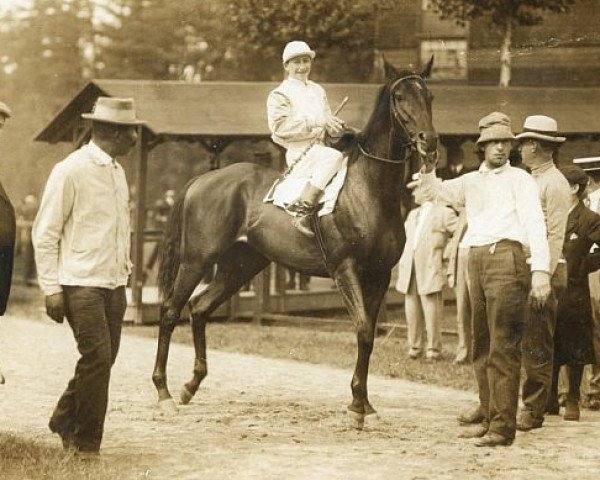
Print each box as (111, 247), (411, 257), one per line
(0, 100), (16, 385)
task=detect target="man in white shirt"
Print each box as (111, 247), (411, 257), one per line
(419, 112), (551, 447)
(267, 40), (345, 236)
(514, 115), (571, 431)
(33, 97), (144, 455)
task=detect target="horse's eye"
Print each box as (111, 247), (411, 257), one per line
(394, 92), (403, 101)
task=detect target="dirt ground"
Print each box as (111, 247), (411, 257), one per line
(1, 315), (600, 479)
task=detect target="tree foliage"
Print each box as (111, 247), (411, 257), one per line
(228, 0), (375, 82)
(428, 0), (575, 86)
(98, 0), (236, 81)
(428, 0), (575, 27)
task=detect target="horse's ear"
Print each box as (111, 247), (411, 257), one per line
(383, 58), (401, 81)
(421, 55), (434, 79)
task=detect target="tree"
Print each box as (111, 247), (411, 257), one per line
(98, 0), (235, 81)
(227, 0), (375, 82)
(428, 0), (575, 87)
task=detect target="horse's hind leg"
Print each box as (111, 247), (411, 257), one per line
(152, 260), (209, 409)
(180, 243), (269, 405)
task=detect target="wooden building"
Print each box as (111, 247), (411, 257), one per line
(35, 79), (600, 322)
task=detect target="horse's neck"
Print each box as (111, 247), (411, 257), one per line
(351, 121), (407, 209)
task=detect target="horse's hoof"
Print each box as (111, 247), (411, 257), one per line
(0, 373), (5, 385)
(157, 398), (178, 416)
(363, 411), (380, 428)
(179, 385), (194, 405)
(347, 408), (365, 430)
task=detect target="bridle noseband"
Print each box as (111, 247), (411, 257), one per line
(357, 74), (430, 165)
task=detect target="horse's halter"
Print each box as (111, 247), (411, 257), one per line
(357, 74), (431, 165)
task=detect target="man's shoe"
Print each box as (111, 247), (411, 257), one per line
(453, 355), (469, 365)
(292, 215), (315, 238)
(457, 404), (484, 425)
(74, 450), (100, 461)
(408, 348), (422, 359)
(558, 393), (567, 407)
(516, 411), (543, 431)
(458, 424), (488, 439)
(563, 400), (580, 421)
(587, 395), (600, 411)
(426, 349), (441, 361)
(474, 432), (513, 447)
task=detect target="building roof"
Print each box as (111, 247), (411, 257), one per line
(36, 79), (600, 143)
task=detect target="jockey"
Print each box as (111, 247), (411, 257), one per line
(267, 40), (345, 236)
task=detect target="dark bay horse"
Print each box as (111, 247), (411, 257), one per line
(152, 59), (438, 428)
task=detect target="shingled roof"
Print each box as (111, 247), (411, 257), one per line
(36, 79), (600, 143)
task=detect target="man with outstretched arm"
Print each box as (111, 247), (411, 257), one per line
(419, 112), (551, 447)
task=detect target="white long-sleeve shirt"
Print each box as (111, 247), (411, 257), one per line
(420, 161), (551, 273)
(266, 77), (332, 165)
(32, 141), (132, 295)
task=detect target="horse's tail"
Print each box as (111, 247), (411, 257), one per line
(157, 179), (195, 300)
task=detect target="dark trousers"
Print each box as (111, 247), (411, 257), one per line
(469, 241), (529, 439)
(49, 286), (126, 452)
(521, 263), (567, 420)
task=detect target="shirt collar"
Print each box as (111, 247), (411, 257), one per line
(86, 140), (113, 166)
(530, 160), (554, 176)
(478, 161), (509, 175)
(285, 77), (310, 87)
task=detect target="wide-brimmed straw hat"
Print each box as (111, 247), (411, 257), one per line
(282, 41), (316, 64)
(515, 115), (565, 143)
(573, 156), (600, 173)
(0, 101), (12, 118)
(476, 112), (515, 144)
(82, 97), (146, 125)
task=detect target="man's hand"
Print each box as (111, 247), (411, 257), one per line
(325, 115), (345, 136)
(529, 271), (551, 310)
(45, 292), (65, 323)
(420, 151), (438, 173)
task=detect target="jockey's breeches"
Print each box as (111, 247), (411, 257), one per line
(287, 144), (344, 191)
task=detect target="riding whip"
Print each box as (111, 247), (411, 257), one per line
(283, 96), (350, 177)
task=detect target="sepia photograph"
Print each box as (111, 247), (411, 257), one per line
(1, 0), (600, 478)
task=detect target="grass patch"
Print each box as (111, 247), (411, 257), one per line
(127, 318), (477, 392)
(0, 432), (145, 480)
(7, 283), (476, 392)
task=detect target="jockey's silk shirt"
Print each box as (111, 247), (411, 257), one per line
(33, 141), (132, 295)
(420, 161), (551, 273)
(267, 77), (333, 165)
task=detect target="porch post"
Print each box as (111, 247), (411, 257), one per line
(130, 126), (149, 324)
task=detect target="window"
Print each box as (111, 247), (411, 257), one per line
(420, 39), (468, 80)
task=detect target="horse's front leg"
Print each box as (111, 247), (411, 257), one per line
(333, 259), (390, 429)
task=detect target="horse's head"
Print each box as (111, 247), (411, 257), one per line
(384, 57), (438, 164)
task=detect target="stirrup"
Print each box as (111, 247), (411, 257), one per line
(285, 200), (317, 216)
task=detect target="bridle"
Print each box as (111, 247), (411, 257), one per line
(357, 74), (431, 165)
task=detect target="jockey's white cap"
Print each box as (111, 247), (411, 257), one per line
(282, 41), (315, 64)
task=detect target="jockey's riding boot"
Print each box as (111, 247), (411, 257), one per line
(292, 214), (315, 237)
(286, 183), (323, 216)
